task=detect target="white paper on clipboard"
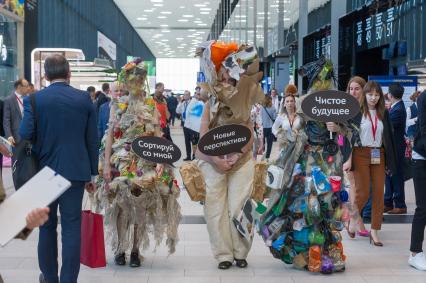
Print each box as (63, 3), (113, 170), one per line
(0, 166), (71, 246)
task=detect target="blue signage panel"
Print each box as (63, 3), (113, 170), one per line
(368, 75), (418, 106)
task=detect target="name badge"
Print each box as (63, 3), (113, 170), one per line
(370, 148), (381, 165)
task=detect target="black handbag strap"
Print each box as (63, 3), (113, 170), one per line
(30, 94), (37, 144)
(262, 106), (274, 122)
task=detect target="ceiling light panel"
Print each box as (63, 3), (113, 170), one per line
(114, 0), (220, 58)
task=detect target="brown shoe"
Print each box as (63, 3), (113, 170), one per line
(384, 206), (393, 213)
(387, 208), (407, 214)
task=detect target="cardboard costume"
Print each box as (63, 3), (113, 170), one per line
(257, 57), (349, 273)
(95, 58), (181, 256)
(187, 42), (264, 263)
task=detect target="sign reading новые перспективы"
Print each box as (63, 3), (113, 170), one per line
(301, 90), (360, 122)
(132, 137), (181, 165)
(198, 124), (251, 156)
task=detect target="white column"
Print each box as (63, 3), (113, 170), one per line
(297, 0), (308, 92)
(264, 0), (268, 58)
(17, 21), (24, 78)
(331, 0), (346, 79)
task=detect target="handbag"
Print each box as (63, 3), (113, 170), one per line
(179, 161), (206, 201)
(12, 94), (39, 190)
(80, 197), (106, 268)
(251, 161), (268, 202)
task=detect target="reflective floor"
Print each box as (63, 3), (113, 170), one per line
(0, 127), (423, 283)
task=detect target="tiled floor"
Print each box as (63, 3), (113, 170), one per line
(0, 126), (423, 283)
(0, 223), (424, 283)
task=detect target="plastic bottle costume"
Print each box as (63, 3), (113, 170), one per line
(193, 42), (265, 264)
(257, 57), (349, 273)
(95, 59), (181, 259)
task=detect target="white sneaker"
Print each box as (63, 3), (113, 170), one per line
(408, 252), (426, 271)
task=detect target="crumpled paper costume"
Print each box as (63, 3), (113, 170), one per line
(186, 42), (265, 263)
(257, 56), (351, 273)
(196, 41), (264, 130)
(95, 58), (181, 256)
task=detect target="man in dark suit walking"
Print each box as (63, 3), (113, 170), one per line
(4, 78), (30, 190)
(19, 54), (98, 283)
(385, 83), (408, 214)
(3, 79), (30, 146)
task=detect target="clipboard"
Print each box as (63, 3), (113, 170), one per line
(0, 166), (71, 246)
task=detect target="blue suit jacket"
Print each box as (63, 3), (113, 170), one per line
(389, 100), (407, 157)
(19, 82), (98, 182)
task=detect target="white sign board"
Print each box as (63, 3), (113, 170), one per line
(0, 167), (71, 246)
(97, 31), (116, 61)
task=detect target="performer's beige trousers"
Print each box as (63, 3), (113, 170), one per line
(199, 159), (254, 262)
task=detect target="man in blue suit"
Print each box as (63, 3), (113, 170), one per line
(385, 83), (408, 214)
(20, 54), (98, 283)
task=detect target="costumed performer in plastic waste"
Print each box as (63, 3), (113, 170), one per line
(194, 42), (265, 270)
(257, 56), (355, 274)
(95, 58), (181, 268)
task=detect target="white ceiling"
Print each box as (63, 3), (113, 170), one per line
(114, 0), (221, 58)
(114, 0), (332, 58)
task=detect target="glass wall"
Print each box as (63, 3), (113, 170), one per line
(0, 13), (18, 98)
(256, 0), (265, 50)
(218, 0), (261, 52)
(216, 0), (298, 56)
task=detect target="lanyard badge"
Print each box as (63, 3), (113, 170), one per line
(370, 148), (380, 164)
(367, 112), (380, 164)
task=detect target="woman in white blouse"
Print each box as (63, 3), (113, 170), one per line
(346, 81), (397, 247)
(272, 94), (303, 141)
